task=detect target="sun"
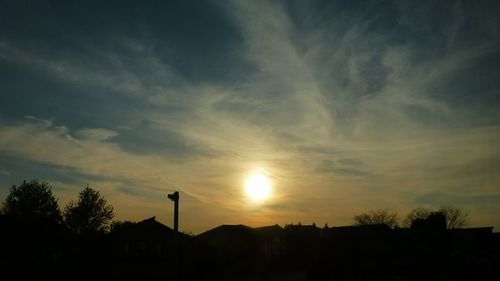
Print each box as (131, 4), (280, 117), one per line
(245, 173), (272, 202)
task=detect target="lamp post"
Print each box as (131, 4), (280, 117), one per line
(168, 191), (180, 280)
(168, 191), (179, 232)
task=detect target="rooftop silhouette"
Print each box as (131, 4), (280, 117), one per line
(1, 211), (499, 281)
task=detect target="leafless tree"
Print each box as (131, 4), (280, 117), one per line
(403, 207), (432, 227)
(403, 206), (469, 229)
(439, 206), (469, 229)
(353, 209), (398, 228)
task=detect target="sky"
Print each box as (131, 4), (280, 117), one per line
(1, 0), (499, 233)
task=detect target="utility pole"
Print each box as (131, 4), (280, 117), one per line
(168, 191), (179, 232)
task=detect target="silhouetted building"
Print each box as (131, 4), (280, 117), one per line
(106, 217), (192, 280)
(196, 224), (264, 281)
(254, 224), (284, 257)
(2, 211), (499, 281)
(0, 214), (71, 280)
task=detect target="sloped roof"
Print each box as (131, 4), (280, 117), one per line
(254, 224), (282, 234)
(137, 216), (174, 232)
(110, 216), (191, 240)
(327, 224), (392, 232)
(197, 224), (253, 239)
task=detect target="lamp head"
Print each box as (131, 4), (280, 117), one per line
(168, 191), (179, 201)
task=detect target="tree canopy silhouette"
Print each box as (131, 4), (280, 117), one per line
(2, 179), (62, 222)
(64, 186), (114, 234)
(353, 209), (398, 228)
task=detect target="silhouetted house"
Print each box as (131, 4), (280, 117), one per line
(196, 224), (287, 281)
(275, 224), (320, 280)
(282, 224), (321, 264)
(446, 227), (496, 280)
(197, 224), (256, 243)
(254, 224), (284, 257)
(449, 227), (494, 252)
(0, 214), (71, 280)
(107, 217), (192, 280)
(410, 212), (447, 231)
(196, 225), (261, 277)
(319, 224), (394, 280)
(322, 224), (394, 255)
(109, 217), (177, 258)
(492, 232), (500, 273)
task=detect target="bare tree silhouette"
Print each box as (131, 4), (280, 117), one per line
(404, 206), (469, 229)
(403, 207), (432, 227)
(439, 206), (469, 229)
(353, 209), (398, 228)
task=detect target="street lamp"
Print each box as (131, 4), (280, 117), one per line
(168, 191), (179, 232)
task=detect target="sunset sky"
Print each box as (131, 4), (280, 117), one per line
(1, 0), (499, 233)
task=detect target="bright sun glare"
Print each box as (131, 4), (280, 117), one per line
(245, 174), (271, 202)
